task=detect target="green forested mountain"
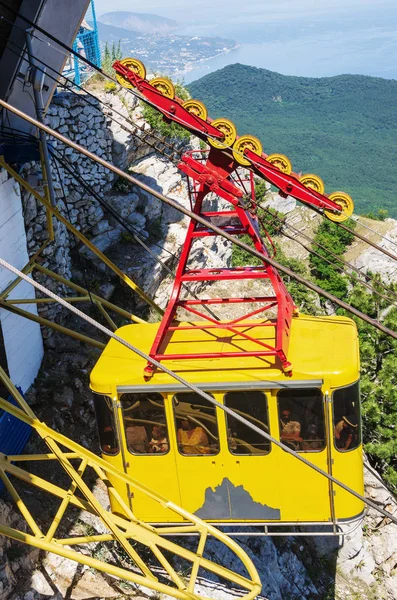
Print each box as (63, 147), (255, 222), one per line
(188, 64), (397, 216)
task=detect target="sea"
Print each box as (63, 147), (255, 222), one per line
(173, 6), (397, 84)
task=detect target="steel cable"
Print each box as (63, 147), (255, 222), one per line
(0, 254), (396, 527)
(1, 35), (182, 161)
(2, 97), (397, 341)
(353, 216), (397, 252)
(50, 148), (220, 320)
(2, 14), (397, 326)
(3, 5), (397, 268)
(257, 205), (397, 308)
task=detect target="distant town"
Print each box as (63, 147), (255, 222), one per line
(124, 33), (239, 78)
(96, 14), (239, 79)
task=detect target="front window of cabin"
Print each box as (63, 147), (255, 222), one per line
(333, 382), (361, 452)
(224, 391), (271, 455)
(121, 393), (169, 455)
(277, 389), (325, 452)
(173, 392), (219, 456)
(93, 394), (119, 455)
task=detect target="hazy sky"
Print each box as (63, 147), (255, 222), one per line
(95, 0), (395, 22)
(94, 0), (397, 80)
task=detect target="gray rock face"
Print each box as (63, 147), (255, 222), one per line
(20, 92), (115, 330)
(350, 220), (397, 282)
(10, 86), (397, 600)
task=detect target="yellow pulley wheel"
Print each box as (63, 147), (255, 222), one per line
(266, 153), (292, 174)
(232, 135), (263, 166)
(208, 118), (237, 149)
(115, 57), (146, 89)
(150, 77), (175, 99)
(182, 99), (208, 121)
(325, 191), (354, 222)
(299, 173), (325, 195)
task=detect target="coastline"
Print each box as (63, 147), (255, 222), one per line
(173, 42), (241, 80)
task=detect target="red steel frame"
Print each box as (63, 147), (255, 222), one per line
(113, 60), (345, 216)
(143, 149), (295, 378)
(112, 60), (345, 377)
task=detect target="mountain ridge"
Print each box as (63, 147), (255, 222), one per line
(98, 11), (179, 35)
(188, 63), (397, 216)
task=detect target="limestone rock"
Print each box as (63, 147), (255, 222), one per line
(79, 228), (121, 256)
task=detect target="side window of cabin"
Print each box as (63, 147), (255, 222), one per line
(93, 394), (119, 455)
(333, 382), (361, 452)
(173, 392), (219, 456)
(277, 389), (325, 452)
(224, 391), (270, 455)
(120, 393), (169, 456)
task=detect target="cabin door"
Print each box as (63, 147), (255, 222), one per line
(118, 392), (181, 522)
(171, 392), (229, 520)
(220, 390), (281, 521)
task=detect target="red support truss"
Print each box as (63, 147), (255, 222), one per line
(112, 60), (328, 378)
(143, 149), (296, 378)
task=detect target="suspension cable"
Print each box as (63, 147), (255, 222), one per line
(0, 11), (218, 143)
(12, 29), (396, 308)
(0, 254), (395, 526)
(1, 97), (397, 342)
(353, 216), (397, 252)
(0, 37), (194, 279)
(1, 35), (182, 160)
(3, 11), (397, 326)
(337, 220), (397, 263)
(1, 35), (218, 319)
(4, 7), (397, 262)
(258, 205), (397, 308)
(50, 149), (220, 320)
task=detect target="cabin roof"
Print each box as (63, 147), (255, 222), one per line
(90, 314), (359, 395)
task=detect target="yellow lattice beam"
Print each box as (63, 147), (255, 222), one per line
(0, 383), (261, 600)
(0, 157), (162, 315)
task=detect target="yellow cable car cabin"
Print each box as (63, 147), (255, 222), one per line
(90, 314), (364, 529)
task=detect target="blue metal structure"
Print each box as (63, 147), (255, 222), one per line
(0, 390), (31, 494)
(64, 0), (101, 86)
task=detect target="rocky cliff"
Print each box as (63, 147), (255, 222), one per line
(1, 86), (397, 600)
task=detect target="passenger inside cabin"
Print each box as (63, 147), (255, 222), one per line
(177, 418), (211, 455)
(278, 389), (325, 452)
(148, 425), (169, 454)
(279, 408), (302, 450)
(126, 417), (148, 453)
(334, 415), (358, 451)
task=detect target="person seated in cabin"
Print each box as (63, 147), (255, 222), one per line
(148, 425), (169, 454)
(227, 427), (238, 452)
(334, 415), (358, 451)
(279, 408), (302, 450)
(101, 425), (118, 454)
(177, 418), (211, 455)
(301, 414), (324, 450)
(125, 422), (148, 454)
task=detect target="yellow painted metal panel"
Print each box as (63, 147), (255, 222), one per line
(91, 314), (364, 524)
(116, 397), (183, 522)
(90, 314), (359, 393)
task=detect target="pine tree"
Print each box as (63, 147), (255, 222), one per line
(102, 41), (112, 75)
(115, 40), (122, 61)
(341, 274), (397, 490)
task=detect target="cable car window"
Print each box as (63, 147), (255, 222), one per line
(120, 393), (169, 455)
(333, 382), (361, 452)
(277, 389), (325, 452)
(173, 392), (219, 456)
(224, 391), (270, 455)
(93, 394), (119, 455)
